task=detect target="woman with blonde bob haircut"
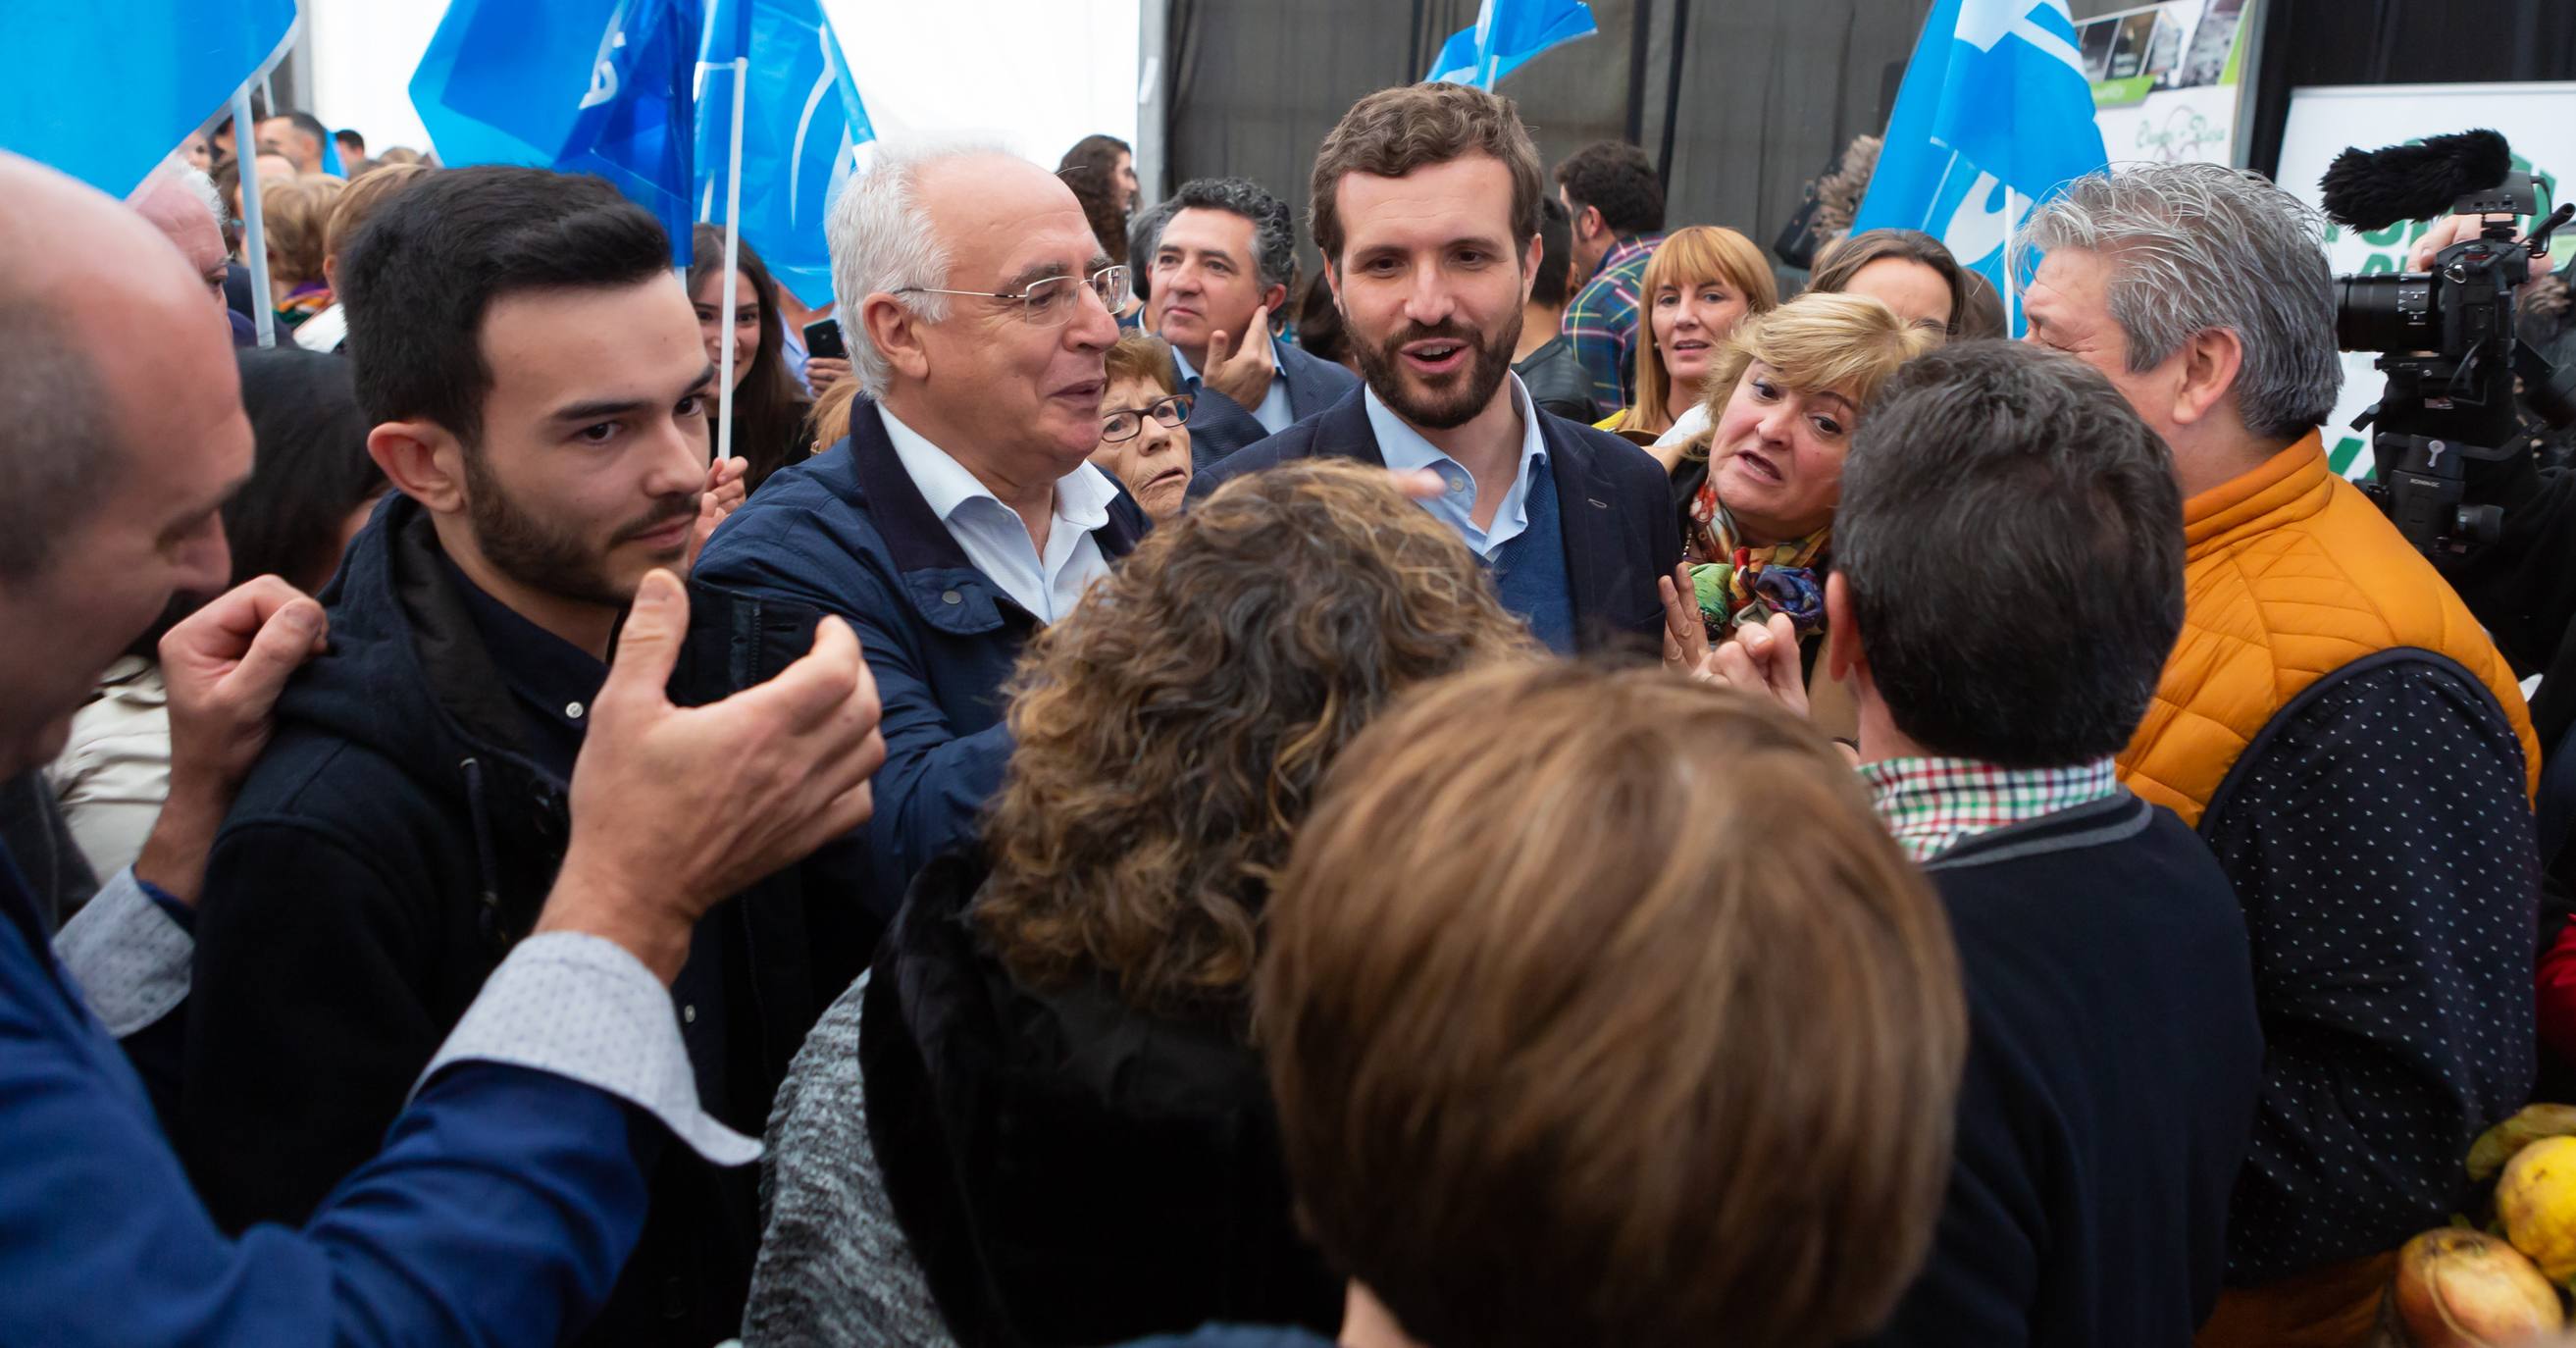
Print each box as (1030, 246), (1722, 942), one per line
(1657, 290), (1940, 674)
(1597, 224), (1777, 439)
(743, 459), (1536, 1348)
(1219, 664), (1967, 1348)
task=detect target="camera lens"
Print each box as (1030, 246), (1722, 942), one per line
(2337, 272), (2435, 353)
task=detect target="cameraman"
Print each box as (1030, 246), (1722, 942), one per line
(2419, 216), (2576, 1072)
(2439, 218), (2574, 811)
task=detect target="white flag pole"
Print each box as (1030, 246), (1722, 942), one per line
(715, 56), (748, 469)
(2003, 184), (2023, 338)
(232, 88), (277, 349)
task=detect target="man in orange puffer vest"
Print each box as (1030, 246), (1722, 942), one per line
(2019, 163), (2543, 1348)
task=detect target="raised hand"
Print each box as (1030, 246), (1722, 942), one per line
(685, 455), (749, 574)
(137, 577), (331, 903)
(1202, 304), (1279, 412)
(537, 569), (885, 981)
(1660, 562), (1719, 682)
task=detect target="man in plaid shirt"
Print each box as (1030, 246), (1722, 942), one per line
(1552, 141), (1668, 413)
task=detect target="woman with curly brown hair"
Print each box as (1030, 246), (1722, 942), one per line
(742, 460), (1536, 1348)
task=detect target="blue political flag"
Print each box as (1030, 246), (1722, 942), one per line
(694, 0), (874, 304)
(1425, 0), (1597, 89)
(1847, 0), (2108, 327)
(3, 0), (297, 198)
(411, 0), (704, 260)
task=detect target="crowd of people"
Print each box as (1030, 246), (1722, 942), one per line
(1, 72), (2570, 1348)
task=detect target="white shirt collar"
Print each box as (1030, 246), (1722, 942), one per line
(1364, 373), (1550, 556)
(1365, 372), (1550, 479)
(876, 404), (1117, 532)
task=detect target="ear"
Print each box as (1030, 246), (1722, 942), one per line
(368, 420), (469, 517)
(1579, 204), (1607, 239)
(862, 291), (930, 383)
(322, 254), (338, 292)
(1324, 259), (1344, 311)
(1260, 281), (1289, 319)
(2169, 327), (2243, 430)
(1825, 572), (1867, 687)
(1520, 233), (1543, 304)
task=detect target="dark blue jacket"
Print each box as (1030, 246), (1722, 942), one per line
(694, 399), (1152, 908)
(181, 495), (871, 1347)
(1856, 792), (2264, 1348)
(1188, 387), (1678, 656)
(1183, 337), (1361, 471)
(0, 851), (651, 1345)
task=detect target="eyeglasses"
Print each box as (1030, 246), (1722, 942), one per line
(898, 264), (1131, 326)
(1100, 392), (1193, 442)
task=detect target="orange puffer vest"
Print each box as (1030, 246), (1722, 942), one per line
(2120, 433), (2540, 825)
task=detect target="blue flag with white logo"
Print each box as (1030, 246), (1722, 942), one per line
(1425, 0), (1597, 89)
(411, 0), (703, 261)
(694, 0), (874, 304)
(3, 0), (297, 197)
(1848, 0), (2107, 328)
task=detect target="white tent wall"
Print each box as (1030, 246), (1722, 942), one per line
(299, 0), (1141, 173)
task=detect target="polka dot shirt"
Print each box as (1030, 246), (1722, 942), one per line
(2203, 653), (2539, 1282)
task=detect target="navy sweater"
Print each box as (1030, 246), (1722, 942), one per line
(1857, 792), (2265, 1348)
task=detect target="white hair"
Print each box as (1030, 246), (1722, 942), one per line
(131, 157), (226, 228)
(2014, 162), (2342, 441)
(827, 134), (1017, 397)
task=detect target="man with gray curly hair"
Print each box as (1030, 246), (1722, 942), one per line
(1145, 176), (1358, 467)
(2019, 162), (2543, 1345)
(696, 137), (1151, 914)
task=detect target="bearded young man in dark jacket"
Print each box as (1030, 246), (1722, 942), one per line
(176, 167), (876, 1348)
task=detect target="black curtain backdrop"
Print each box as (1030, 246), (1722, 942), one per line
(2244, 0), (2576, 180)
(1161, 0), (2576, 289)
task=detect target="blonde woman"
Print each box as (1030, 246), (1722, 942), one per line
(1595, 225), (1777, 439)
(1661, 290), (1940, 687)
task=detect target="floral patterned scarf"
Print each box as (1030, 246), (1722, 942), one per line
(1685, 482), (1829, 638)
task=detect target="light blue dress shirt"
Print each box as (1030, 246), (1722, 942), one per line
(879, 407), (1121, 623)
(1172, 338), (1299, 437)
(1366, 373), (1551, 559)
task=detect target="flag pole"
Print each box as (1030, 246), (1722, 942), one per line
(232, 88), (277, 349)
(715, 56), (747, 468)
(2003, 184), (2023, 338)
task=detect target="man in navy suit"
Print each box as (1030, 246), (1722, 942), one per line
(1145, 177), (1358, 469)
(1189, 84), (1677, 657)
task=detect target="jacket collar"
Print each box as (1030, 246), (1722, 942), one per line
(1309, 388), (1619, 638)
(2184, 431), (2333, 559)
(845, 397), (1150, 637)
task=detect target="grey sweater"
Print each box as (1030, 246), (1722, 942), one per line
(743, 972), (958, 1348)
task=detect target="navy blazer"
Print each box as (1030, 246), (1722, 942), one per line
(1183, 337), (1361, 472)
(694, 400), (1152, 907)
(1188, 387), (1678, 657)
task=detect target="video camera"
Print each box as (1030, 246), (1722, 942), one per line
(2322, 129), (2576, 558)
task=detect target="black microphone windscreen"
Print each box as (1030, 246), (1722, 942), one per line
(2319, 129), (2512, 233)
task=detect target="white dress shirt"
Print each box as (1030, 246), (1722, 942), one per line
(878, 406), (1119, 623)
(1366, 373), (1552, 559)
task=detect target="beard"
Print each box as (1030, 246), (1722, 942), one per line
(1352, 306), (1523, 432)
(461, 449), (697, 610)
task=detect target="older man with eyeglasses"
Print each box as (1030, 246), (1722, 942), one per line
(696, 137), (1148, 911)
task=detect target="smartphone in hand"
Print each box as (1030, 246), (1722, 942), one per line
(802, 318), (848, 361)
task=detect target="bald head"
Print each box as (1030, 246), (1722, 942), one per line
(0, 153), (255, 773)
(132, 168), (232, 312)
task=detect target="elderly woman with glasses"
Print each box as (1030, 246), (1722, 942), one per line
(1087, 334), (1197, 520)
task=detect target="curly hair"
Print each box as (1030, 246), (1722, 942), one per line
(974, 459), (1538, 1018)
